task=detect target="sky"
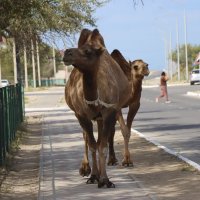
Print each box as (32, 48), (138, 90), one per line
(80, 0), (200, 71)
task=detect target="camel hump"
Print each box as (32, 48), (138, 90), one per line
(111, 49), (131, 80)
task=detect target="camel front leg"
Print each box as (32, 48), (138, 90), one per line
(127, 102), (140, 130)
(79, 131), (91, 177)
(117, 111), (133, 167)
(98, 111), (116, 188)
(76, 115), (99, 184)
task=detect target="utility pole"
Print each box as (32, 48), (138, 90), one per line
(53, 46), (56, 77)
(176, 20), (180, 81)
(36, 40), (41, 87)
(24, 45), (28, 89)
(0, 36), (7, 87)
(31, 39), (36, 88)
(184, 11), (189, 81)
(13, 38), (17, 84)
(169, 32), (173, 80)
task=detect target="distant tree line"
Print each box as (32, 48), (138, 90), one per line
(171, 44), (200, 79)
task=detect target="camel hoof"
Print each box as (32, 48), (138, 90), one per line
(107, 157), (118, 166)
(122, 159), (133, 167)
(98, 178), (115, 188)
(86, 175), (99, 184)
(79, 163), (91, 177)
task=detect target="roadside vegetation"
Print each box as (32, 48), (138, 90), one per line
(171, 44), (200, 80)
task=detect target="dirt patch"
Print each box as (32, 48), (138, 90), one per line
(115, 131), (200, 200)
(0, 115), (42, 200)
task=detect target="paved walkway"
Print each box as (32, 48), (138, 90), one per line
(32, 108), (156, 200)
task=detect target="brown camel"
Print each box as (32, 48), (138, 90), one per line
(78, 49), (149, 175)
(110, 49), (149, 166)
(63, 29), (130, 188)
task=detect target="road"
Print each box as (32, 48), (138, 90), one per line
(25, 84), (200, 167)
(129, 84), (200, 165)
(24, 84), (200, 199)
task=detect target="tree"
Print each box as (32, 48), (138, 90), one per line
(172, 44), (200, 79)
(0, 0), (108, 42)
(0, 0), (109, 83)
(0, 0), (143, 84)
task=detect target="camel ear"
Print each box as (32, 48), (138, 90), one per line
(78, 29), (92, 47)
(131, 61), (138, 70)
(134, 65), (138, 70)
(91, 29), (106, 47)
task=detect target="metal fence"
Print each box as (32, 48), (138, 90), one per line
(0, 83), (24, 166)
(29, 78), (66, 87)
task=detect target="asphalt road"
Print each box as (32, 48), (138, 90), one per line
(25, 84), (200, 167)
(24, 84), (200, 198)
(128, 84), (200, 165)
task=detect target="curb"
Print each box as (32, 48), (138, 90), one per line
(187, 91), (200, 97)
(132, 128), (200, 172)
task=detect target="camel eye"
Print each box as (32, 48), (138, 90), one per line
(134, 65), (138, 70)
(85, 49), (92, 56)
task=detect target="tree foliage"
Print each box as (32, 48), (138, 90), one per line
(0, 0), (108, 48)
(0, 0), (143, 82)
(0, 0), (109, 81)
(172, 44), (200, 71)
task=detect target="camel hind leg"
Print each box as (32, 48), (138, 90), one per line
(107, 122), (118, 166)
(117, 111), (133, 167)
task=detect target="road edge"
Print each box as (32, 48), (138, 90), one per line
(132, 128), (200, 172)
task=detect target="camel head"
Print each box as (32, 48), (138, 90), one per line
(129, 59), (149, 78)
(63, 29), (106, 72)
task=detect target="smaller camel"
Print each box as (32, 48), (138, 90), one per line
(110, 49), (149, 166)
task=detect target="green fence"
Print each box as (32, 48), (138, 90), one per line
(29, 79), (66, 87)
(0, 83), (24, 166)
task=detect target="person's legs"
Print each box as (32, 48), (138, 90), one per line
(163, 86), (168, 100)
(163, 86), (171, 103)
(156, 86), (164, 102)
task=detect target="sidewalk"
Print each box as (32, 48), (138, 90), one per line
(37, 108), (156, 200)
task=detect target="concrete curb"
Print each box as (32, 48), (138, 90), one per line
(187, 91), (200, 97)
(132, 128), (200, 172)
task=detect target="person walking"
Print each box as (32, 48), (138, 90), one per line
(156, 71), (171, 103)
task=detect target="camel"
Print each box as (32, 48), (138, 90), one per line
(110, 49), (149, 166)
(78, 49), (149, 177)
(63, 29), (131, 188)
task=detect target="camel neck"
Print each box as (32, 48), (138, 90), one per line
(82, 71), (98, 101)
(131, 75), (143, 94)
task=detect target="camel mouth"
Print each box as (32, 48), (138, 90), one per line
(143, 70), (150, 76)
(63, 57), (74, 66)
(63, 60), (72, 66)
